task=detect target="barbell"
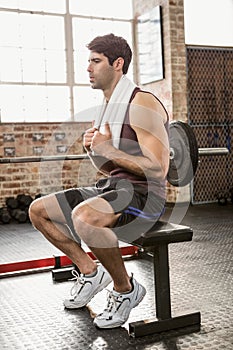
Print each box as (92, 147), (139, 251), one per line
(0, 121), (229, 187)
(168, 121), (229, 186)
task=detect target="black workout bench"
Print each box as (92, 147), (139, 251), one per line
(128, 221), (201, 337)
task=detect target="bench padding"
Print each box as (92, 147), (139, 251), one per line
(133, 221), (193, 247)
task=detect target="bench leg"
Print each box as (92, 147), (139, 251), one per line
(129, 312), (201, 337)
(154, 244), (171, 319)
(128, 243), (201, 337)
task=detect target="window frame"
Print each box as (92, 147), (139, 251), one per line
(0, 2), (134, 123)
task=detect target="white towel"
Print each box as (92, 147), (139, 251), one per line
(93, 75), (137, 149)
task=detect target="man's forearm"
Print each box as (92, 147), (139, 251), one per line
(98, 146), (165, 180)
(88, 152), (115, 175)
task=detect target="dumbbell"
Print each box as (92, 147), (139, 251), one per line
(17, 194), (33, 209)
(0, 207), (11, 224)
(6, 197), (19, 209)
(10, 208), (28, 223)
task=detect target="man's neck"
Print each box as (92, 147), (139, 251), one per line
(103, 74), (123, 102)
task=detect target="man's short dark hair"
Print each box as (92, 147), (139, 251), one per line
(87, 33), (132, 74)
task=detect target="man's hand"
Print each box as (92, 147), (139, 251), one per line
(83, 121), (98, 152)
(91, 122), (113, 156)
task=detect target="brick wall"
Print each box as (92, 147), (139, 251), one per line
(0, 122), (97, 207)
(133, 0), (189, 203)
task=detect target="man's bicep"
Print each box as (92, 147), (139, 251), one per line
(130, 101), (168, 144)
(133, 123), (170, 176)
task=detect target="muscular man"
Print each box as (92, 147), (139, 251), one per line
(29, 33), (170, 329)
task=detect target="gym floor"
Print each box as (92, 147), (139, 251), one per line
(0, 203), (232, 350)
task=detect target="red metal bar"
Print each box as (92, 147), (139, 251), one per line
(0, 245), (138, 275)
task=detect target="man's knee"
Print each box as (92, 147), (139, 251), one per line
(71, 203), (119, 247)
(72, 204), (100, 230)
(71, 198), (114, 232)
(28, 198), (45, 226)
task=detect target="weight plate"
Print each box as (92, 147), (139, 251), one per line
(167, 121), (199, 187)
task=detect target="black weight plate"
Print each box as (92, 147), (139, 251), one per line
(167, 121), (199, 187)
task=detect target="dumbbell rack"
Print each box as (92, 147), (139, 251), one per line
(0, 194), (33, 224)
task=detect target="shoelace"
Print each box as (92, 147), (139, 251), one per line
(70, 269), (85, 296)
(103, 290), (121, 315)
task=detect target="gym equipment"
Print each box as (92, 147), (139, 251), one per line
(2, 194), (34, 224)
(168, 121), (199, 187)
(17, 194), (33, 208)
(0, 207), (11, 224)
(6, 197), (18, 209)
(167, 121), (229, 186)
(0, 121), (229, 188)
(0, 246), (138, 277)
(10, 208), (28, 223)
(129, 221), (201, 337)
(51, 257), (81, 282)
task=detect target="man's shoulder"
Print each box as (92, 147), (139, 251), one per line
(131, 89), (168, 123)
(131, 89), (160, 107)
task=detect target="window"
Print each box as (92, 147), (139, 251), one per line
(72, 16), (133, 118)
(137, 6), (164, 84)
(0, 0), (133, 122)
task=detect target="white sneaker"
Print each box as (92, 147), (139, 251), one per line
(93, 276), (146, 328)
(64, 265), (112, 309)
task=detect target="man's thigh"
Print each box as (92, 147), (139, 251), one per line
(55, 186), (101, 225)
(54, 182), (165, 245)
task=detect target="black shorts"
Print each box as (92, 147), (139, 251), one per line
(55, 177), (165, 244)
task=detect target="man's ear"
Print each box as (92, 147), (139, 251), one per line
(113, 57), (124, 71)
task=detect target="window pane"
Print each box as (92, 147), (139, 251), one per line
(70, 0), (132, 19)
(0, 85), (70, 122)
(19, 13), (45, 49)
(0, 0), (66, 13)
(73, 18), (133, 83)
(22, 85), (48, 121)
(0, 11), (20, 47)
(0, 47), (22, 82)
(45, 50), (66, 83)
(46, 86), (70, 122)
(0, 12), (65, 50)
(0, 12), (66, 84)
(0, 85), (25, 122)
(43, 0), (66, 14)
(21, 48), (46, 82)
(74, 86), (102, 121)
(43, 16), (65, 50)
(18, 13), (65, 50)
(0, 0), (18, 10)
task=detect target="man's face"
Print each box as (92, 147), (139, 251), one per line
(87, 52), (115, 90)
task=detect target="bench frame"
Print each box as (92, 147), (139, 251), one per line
(129, 221), (201, 337)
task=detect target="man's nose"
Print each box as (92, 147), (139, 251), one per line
(87, 63), (92, 72)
